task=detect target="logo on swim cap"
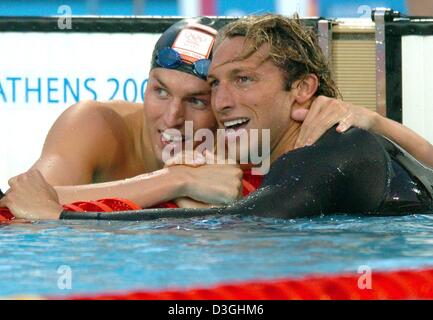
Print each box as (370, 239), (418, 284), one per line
(172, 28), (215, 63)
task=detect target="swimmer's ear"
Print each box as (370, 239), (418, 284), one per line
(292, 74), (319, 106)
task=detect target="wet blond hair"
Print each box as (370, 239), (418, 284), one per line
(215, 14), (340, 98)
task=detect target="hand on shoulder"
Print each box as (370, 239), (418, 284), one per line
(292, 95), (379, 148)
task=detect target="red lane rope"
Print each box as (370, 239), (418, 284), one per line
(62, 268), (433, 300)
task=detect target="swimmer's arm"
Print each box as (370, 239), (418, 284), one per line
(1, 168), (211, 220)
(293, 96), (433, 168)
(54, 167), (189, 208)
(370, 115), (433, 168)
(54, 165), (241, 208)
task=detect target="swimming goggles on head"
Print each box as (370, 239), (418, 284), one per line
(155, 47), (211, 80)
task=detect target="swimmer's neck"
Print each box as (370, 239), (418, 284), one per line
(236, 119), (302, 171)
(138, 107), (162, 173)
(270, 119), (302, 163)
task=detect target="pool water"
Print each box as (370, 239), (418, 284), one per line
(1, 213), (433, 297)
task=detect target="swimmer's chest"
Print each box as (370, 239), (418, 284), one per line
(91, 122), (158, 184)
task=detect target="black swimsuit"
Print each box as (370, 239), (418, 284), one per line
(60, 127), (433, 221)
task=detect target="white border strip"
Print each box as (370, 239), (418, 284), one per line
(402, 35), (433, 143)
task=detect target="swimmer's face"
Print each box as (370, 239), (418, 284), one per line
(207, 36), (295, 162)
(144, 68), (216, 164)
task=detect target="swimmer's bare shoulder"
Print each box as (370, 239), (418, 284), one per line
(30, 100), (149, 186)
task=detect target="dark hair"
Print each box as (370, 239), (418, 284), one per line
(215, 14), (340, 98)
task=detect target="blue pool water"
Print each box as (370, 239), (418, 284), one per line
(1, 213), (433, 298)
